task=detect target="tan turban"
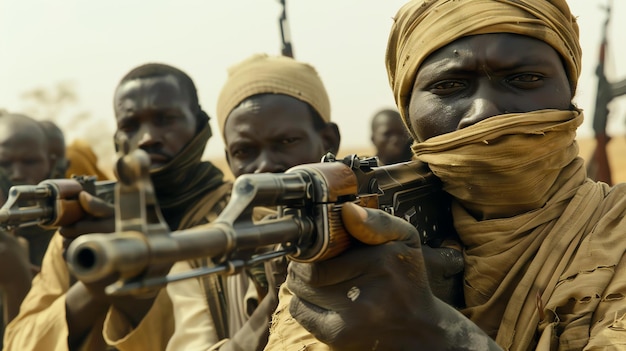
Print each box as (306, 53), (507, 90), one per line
(386, 0), (582, 137)
(216, 54), (331, 137)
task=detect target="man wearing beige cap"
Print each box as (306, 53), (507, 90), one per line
(217, 53), (340, 177)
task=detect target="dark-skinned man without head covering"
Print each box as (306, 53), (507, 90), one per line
(0, 113), (59, 322)
(0, 113), (59, 347)
(369, 108), (413, 166)
(158, 53), (341, 351)
(5, 63), (231, 351)
(39, 120), (70, 180)
(265, 1), (626, 350)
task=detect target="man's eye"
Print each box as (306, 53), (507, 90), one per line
(280, 137), (299, 145)
(231, 149), (249, 158)
(508, 73), (543, 87)
(429, 80), (465, 94)
(118, 122), (137, 133)
(156, 115), (177, 125)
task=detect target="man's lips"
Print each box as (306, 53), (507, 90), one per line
(149, 154), (170, 165)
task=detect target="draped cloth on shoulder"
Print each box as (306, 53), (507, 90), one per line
(385, 0), (581, 140)
(412, 109), (626, 350)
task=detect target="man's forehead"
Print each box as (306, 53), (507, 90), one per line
(229, 95), (313, 127)
(114, 75), (189, 107)
(0, 138), (47, 157)
(0, 121), (46, 144)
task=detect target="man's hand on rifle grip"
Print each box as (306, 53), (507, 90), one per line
(286, 202), (465, 350)
(60, 191), (115, 258)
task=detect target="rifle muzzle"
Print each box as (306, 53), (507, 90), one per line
(66, 231), (151, 283)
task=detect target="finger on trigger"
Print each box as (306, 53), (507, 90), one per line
(78, 191), (114, 217)
(341, 202), (420, 246)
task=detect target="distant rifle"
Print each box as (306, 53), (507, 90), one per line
(66, 151), (455, 296)
(278, 0), (294, 57)
(587, 1), (626, 185)
(0, 176), (116, 231)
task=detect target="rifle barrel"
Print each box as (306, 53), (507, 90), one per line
(66, 218), (310, 283)
(0, 207), (51, 228)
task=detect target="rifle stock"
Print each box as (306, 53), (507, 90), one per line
(66, 154), (454, 295)
(0, 176), (116, 230)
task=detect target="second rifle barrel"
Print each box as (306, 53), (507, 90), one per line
(66, 217), (311, 283)
(0, 207), (51, 226)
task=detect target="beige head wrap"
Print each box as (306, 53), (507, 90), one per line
(216, 54), (331, 137)
(386, 0), (582, 138)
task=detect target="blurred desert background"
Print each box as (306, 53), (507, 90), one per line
(2, 1), (626, 186)
(207, 136), (626, 184)
(3, 1), (626, 173)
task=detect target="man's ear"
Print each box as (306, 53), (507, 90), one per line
(320, 122), (341, 155)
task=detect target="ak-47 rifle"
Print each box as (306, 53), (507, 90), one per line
(587, 2), (614, 185)
(278, 0), (294, 58)
(66, 151), (454, 296)
(0, 176), (116, 231)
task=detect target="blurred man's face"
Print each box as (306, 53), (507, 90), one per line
(371, 113), (412, 164)
(0, 130), (50, 186)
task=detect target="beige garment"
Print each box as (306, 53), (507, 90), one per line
(165, 261), (220, 351)
(65, 139), (111, 180)
(4, 233), (173, 351)
(3, 234), (173, 351)
(415, 109), (626, 350)
(385, 0), (581, 140)
(163, 261), (259, 351)
(413, 110), (582, 220)
(102, 290), (174, 350)
(216, 53), (331, 137)
(265, 284), (328, 351)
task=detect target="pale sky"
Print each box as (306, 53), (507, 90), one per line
(1, 0), (625, 166)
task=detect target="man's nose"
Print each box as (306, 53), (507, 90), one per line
(389, 134), (408, 145)
(7, 164), (24, 183)
(253, 152), (286, 174)
(457, 96), (506, 130)
(136, 125), (161, 148)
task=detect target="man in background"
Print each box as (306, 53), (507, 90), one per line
(370, 108), (413, 165)
(0, 113), (61, 346)
(39, 120), (69, 179)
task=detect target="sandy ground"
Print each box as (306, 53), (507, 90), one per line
(209, 136), (626, 184)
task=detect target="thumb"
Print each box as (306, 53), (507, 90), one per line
(78, 191), (114, 218)
(341, 202), (420, 247)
